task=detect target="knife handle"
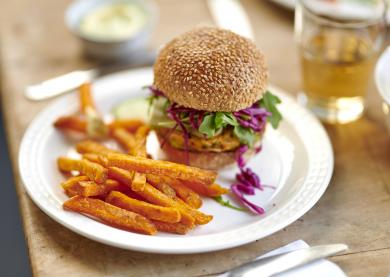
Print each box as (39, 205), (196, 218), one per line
(25, 70), (96, 101)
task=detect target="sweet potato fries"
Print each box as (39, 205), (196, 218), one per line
(54, 82), (227, 236)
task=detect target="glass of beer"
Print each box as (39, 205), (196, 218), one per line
(295, 0), (387, 123)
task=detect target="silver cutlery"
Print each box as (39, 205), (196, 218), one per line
(207, 0), (255, 40)
(25, 50), (156, 101)
(226, 244), (348, 277)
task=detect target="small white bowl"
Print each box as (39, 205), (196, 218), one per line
(65, 0), (158, 61)
(375, 46), (390, 132)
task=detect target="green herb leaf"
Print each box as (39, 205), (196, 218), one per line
(259, 91), (282, 129)
(213, 196), (247, 212)
(234, 125), (257, 146)
(215, 112), (238, 129)
(146, 94), (158, 114)
(198, 114), (217, 137)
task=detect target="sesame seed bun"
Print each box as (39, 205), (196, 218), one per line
(153, 27), (268, 112)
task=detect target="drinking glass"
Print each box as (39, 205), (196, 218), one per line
(295, 0), (387, 123)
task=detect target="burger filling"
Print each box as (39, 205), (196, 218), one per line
(148, 86), (282, 154)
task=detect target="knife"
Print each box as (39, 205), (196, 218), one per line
(225, 244), (348, 277)
(207, 0), (255, 40)
(25, 50), (156, 101)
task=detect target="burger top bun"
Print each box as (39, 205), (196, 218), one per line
(153, 27), (268, 112)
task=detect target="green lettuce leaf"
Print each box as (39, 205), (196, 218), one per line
(215, 112), (238, 129)
(233, 125), (257, 147)
(259, 91), (282, 129)
(198, 114), (217, 137)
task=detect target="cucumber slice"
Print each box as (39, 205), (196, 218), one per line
(112, 98), (150, 122)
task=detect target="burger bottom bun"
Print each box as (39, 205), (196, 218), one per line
(156, 133), (261, 170)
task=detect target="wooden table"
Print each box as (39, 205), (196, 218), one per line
(1, 0), (390, 276)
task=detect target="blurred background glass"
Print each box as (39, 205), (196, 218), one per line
(295, 0), (387, 123)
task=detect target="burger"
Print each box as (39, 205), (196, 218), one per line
(147, 27), (282, 171)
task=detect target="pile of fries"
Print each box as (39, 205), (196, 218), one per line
(54, 83), (228, 235)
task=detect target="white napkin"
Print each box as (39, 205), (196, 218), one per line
(220, 240), (346, 277)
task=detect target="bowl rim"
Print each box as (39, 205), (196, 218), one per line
(375, 46), (390, 105)
(64, 0), (158, 44)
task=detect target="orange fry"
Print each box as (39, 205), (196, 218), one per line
(146, 174), (177, 199)
(133, 125), (150, 157)
(135, 125), (150, 138)
(79, 82), (95, 113)
(132, 172), (146, 191)
(108, 119), (144, 133)
(62, 178), (128, 198)
(111, 128), (136, 153)
(111, 126), (149, 189)
(76, 140), (117, 155)
(108, 167), (135, 187)
(151, 221), (191, 235)
(134, 182), (212, 225)
(63, 196), (157, 235)
(178, 202), (212, 225)
(102, 153), (217, 188)
(132, 183), (195, 227)
(162, 176), (202, 209)
(54, 116), (87, 133)
(175, 197), (194, 209)
(60, 176), (89, 195)
(57, 157), (108, 184)
(172, 197), (212, 224)
(106, 191), (181, 223)
(64, 180), (107, 197)
(185, 182), (228, 197)
(82, 153), (101, 164)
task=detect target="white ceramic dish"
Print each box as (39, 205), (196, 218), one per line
(65, 0), (158, 61)
(375, 46), (390, 132)
(269, 0), (390, 24)
(19, 68), (333, 254)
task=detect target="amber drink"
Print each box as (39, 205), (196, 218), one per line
(295, 0), (386, 123)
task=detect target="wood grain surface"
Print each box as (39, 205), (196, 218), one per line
(1, 0), (390, 276)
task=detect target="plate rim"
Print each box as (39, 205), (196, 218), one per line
(375, 46), (390, 105)
(18, 67), (334, 254)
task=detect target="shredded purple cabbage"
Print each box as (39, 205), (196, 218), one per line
(231, 184), (265, 214)
(148, 86), (165, 97)
(233, 103), (270, 133)
(231, 145), (277, 215)
(166, 103), (191, 164)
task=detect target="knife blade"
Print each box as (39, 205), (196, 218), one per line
(207, 0), (255, 40)
(25, 50), (156, 101)
(226, 244), (348, 277)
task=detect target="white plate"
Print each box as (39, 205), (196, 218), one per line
(270, 0), (295, 10)
(19, 68), (333, 254)
(375, 47), (390, 106)
(375, 46), (390, 132)
(269, 0), (390, 24)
